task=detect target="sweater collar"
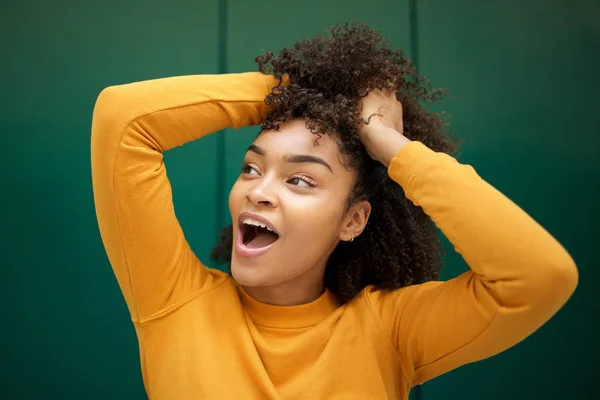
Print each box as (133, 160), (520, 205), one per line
(237, 285), (340, 328)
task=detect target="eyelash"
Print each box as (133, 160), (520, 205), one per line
(288, 174), (317, 188)
(241, 164), (317, 188)
(241, 164), (257, 175)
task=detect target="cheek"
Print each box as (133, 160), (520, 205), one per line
(228, 180), (243, 214)
(283, 191), (347, 239)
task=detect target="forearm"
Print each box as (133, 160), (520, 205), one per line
(91, 72), (278, 154)
(360, 124), (411, 167)
(388, 142), (578, 304)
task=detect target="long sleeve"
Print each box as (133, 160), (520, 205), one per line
(91, 72), (278, 323)
(366, 141), (578, 386)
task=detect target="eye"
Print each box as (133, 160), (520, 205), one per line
(241, 164), (260, 176)
(287, 175), (316, 188)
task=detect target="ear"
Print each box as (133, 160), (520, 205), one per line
(339, 200), (371, 242)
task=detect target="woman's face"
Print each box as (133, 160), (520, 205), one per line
(228, 120), (369, 303)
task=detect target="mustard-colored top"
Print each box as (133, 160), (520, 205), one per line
(91, 72), (578, 399)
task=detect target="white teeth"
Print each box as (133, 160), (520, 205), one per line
(242, 218), (274, 232)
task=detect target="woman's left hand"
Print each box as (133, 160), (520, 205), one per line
(358, 89), (411, 168)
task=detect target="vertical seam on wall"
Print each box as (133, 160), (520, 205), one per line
(409, 0), (419, 73)
(216, 0), (228, 234)
(408, 3), (423, 400)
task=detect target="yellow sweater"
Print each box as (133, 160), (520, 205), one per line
(91, 72), (578, 399)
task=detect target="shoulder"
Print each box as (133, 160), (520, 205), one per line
(351, 281), (445, 316)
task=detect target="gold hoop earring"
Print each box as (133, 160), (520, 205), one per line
(350, 234), (354, 242)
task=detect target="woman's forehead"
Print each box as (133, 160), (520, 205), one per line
(253, 120), (340, 161)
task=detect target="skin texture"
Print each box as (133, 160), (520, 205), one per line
(229, 120), (371, 305)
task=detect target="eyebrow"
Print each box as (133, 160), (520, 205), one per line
(247, 144), (333, 173)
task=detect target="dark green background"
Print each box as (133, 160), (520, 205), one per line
(1, 0), (598, 398)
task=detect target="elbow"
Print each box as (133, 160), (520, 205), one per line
(548, 254), (579, 300)
(92, 85), (123, 124)
(91, 85), (132, 171)
(495, 252), (579, 314)
(91, 84), (134, 152)
(529, 252), (579, 311)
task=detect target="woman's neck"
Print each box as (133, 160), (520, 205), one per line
(242, 264), (326, 306)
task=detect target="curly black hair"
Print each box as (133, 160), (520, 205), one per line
(211, 22), (458, 304)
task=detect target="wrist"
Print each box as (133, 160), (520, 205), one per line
(381, 134), (412, 168)
(363, 124), (411, 167)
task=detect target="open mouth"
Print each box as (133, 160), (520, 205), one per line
(239, 218), (280, 250)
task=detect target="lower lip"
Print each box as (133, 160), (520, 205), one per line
(235, 229), (278, 258)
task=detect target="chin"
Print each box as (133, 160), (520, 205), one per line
(230, 259), (272, 288)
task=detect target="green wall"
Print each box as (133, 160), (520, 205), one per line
(417, 1), (599, 399)
(418, 0), (600, 399)
(1, 0), (597, 398)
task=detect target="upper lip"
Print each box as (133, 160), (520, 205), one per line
(238, 212), (279, 235)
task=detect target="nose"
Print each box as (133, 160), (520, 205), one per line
(246, 176), (279, 208)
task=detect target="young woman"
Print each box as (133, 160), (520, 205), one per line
(91, 23), (578, 399)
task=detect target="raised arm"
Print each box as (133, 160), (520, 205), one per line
(367, 141), (578, 385)
(91, 72), (278, 323)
